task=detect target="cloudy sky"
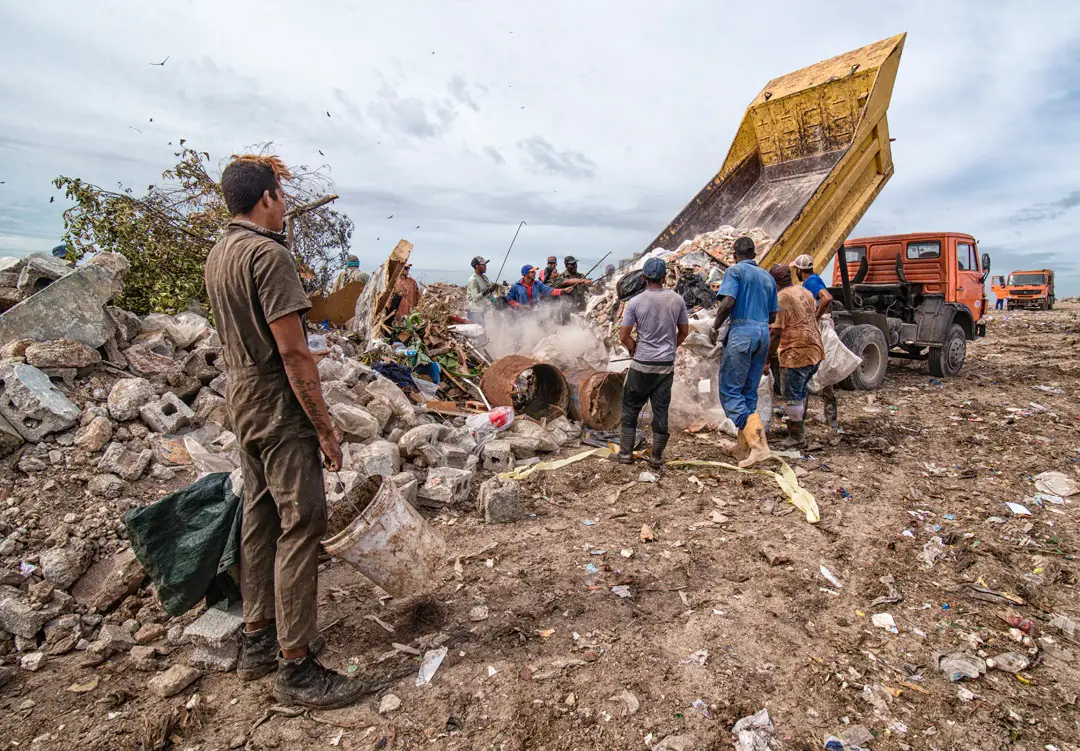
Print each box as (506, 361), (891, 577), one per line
(1, 2), (1079, 293)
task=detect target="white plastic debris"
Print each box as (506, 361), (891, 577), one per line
(871, 613), (898, 634)
(1004, 502), (1032, 517)
(416, 646), (447, 687)
(732, 707), (778, 751)
(1034, 471), (1079, 498)
(819, 565), (842, 588)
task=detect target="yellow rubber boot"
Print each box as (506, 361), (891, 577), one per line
(738, 413), (773, 468)
(722, 429), (750, 462)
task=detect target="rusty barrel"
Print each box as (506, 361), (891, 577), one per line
(565, 369), (625, 431)
(480, 355), (569, 419)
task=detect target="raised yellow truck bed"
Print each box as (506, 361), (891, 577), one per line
(644, 33), (906, 272)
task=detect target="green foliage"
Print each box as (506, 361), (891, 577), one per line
(53, 142), (353, 315)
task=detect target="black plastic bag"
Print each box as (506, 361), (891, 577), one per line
(617, 270), (647, 301)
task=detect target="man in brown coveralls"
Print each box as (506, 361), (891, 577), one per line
(205, 154), (365, 708)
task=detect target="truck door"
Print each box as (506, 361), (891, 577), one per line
(955, 240), (984, 320)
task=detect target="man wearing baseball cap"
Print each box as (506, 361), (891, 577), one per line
(791, 254), (838, 427)
(540, 256), (559, 285)
(505, 264), (589, 308)
(555, 255), (589, 313)
(609, 257), (689, 468)
(466, 256), (497, 323)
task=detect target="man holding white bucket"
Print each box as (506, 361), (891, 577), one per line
(205, 154), (368, 709)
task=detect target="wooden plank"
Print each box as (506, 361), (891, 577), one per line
(372, 239), (413, 323)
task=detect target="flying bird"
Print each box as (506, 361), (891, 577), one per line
(387, 215), (393, 219)
(520, 106), (525, 109)
(49, 196), (54, 203)
(128, 126), (142, 133)
(415, 225), (420, 229)
(318, 150), (324, 156)
(149, 117), (153, 122)
(326, 111), (331, 117)
(149, 56), (169, 66)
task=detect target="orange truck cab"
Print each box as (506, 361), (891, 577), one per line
(1002, 269), (1055, 310)
(830, 232), (990, 384)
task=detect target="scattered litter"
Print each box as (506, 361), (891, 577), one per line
(1004, 502), (1032, 516)
(819, 565), (842, 589)
(620, 548), (634, 558)
(957, 686), (977, 702)
(583, 563), (599, 575)
(487, 665), (498, 677)
(1032, 385), (1065, 395)
(691, 699), (712, 719)
(536, 629), (555, 639)
(469, 606), (490, 621)
(364, 614), (395, 633)
(638, 471), (659, 483)
(682, 649), (709, 666)
(870, 575), (903, 607)
(378, 694), (401, 714)
(1031, 493), (1065, 505)
(732, 707), (778, 751)
(667, 459), (819, 523)
(1050, 613), (1077, 637)
(937, 651), (986, 681)
(640, 524), (656, 542)
(611, 585), (633, 599)
(987, 652), (1031, 673)
(583, 519), (597, 526)
(918, 536), (947, 569)
(415, 647), (447, 686)
(962, 583), (1025, 605)
(871, 613), (898, 634)
(1034, 471), (1080, 497)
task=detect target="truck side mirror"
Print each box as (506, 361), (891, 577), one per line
(981, 253), (991, 272)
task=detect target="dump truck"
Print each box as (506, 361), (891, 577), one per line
(1000, 269), (1055, 310)
(642, 33), (992, 388)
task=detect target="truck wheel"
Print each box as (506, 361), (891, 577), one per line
(928, 324), (966, 378)
(838, 324), (888, 390)
(1048, 298), (1054, 311)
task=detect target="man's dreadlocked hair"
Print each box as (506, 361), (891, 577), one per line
(220, 154), (294, 216)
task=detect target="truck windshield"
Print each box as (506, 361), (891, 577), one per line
(1008, 273), (1046, 286)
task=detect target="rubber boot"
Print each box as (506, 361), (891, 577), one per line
(738, 413), (773, 468)
(273, 654), (370, 709)
(607, 426), (636, 464)
(780, 420), (806, 449)
(238, 623), (327, 682)
(721, 429), (750, 462)
(647, 433), (669, 470)
(824, 397), (838, 429)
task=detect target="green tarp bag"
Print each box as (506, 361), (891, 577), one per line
(123, 472), (242, 617)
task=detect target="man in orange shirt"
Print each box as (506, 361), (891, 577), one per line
(766, 264), (824, 448)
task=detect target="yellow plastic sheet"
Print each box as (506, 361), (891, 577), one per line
(665, 458), (820, 524)
(498, 448), (603, 481)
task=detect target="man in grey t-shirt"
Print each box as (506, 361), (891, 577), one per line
(610, 257), (689, 468)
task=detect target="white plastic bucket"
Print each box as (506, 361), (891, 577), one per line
(322, 477), (447, 598)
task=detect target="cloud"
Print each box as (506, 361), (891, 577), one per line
(1013, 190), (1080, 222)
(367, 84), (457, 139)
(482, 145), (506, 165)
(517, 135), (597, 179)
(447, 74), (481, 112)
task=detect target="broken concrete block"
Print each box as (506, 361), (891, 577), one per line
(193, 388), (228, 427)
(98, 442), (152, 481)
(43, 614), (81, 655)
(0, 262), (122, 348)
(97, 623), (136, 653)
(181, 348), (222, 385)
(339, 360), (375, 388)
(123, 343), (175, 377)
(20, 651), (46, 672)
(86, 251), (131, 279)
(17, 253), (71, 294)
(139, 392), (195, 434)
(329, 403), (380, 442)
(0, 363), (80, 441)
(132, 328), (176, 358)
(390, 472), (419, 506)
(148, 664), (201, 698)
(443, 445), (473, 470)
(481, 440), (514, 472)
(322, 380), (361, 409)
(209, 373), (227, 397)
(182, 602), (244, 648)
(0, 257), (26, 288)
(418, 467), (474, 507)
(0, 586), (68, 638)
(107, 377), (155, 421)
(24, 339), (101, 370)
(105, 305), (141, 344)
(71, 547), (145, 612)
(74, 415), (113, 453)
(318, 358), (345, 382)
(129, 644), (160, 671)
(87, 472), (125, 499)
(165, 370), (202, 403)
(478, 477), (524, 524)
(0, 412), (24, 457)
(346, 439), (401, 478)
(189, 640), (240, 672)
(38, 539), (94, 589)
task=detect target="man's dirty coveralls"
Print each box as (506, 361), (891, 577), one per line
(205, 220), (326, 652)
(716, 259), (778, 430)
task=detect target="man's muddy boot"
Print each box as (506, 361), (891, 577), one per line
(274, 655), (369, 709)
(720, 429), (749, 462)
(607, 426), (636, 465)
(824, 398), (838, 429)
(780, 420), (805, 449)
(647, 433), (669, 470)
(237, 624), (278, 682)
(738, 413), (773, 468)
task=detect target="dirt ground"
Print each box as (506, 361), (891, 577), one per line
(4, 304), (1080, 751)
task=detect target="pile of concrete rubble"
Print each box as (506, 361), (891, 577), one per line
(0, 251), (579, 686)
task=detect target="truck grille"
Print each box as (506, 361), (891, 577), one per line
(1012, 289), (1038, 295)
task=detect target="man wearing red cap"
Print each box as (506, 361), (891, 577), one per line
(540, 256), (559, 285)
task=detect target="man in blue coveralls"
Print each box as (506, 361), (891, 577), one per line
(709, 237), (778, 467)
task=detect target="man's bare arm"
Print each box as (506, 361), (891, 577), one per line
(815, 289), (834, 319)
(269, 313), (342, 471)
(619, 325), (636, 357)
(710, 296), (735, 343)
(676, 323), (689, 348)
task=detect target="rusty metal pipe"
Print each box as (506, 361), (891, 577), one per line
(480, 355), (569, 419)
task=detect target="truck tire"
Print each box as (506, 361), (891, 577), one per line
(838, 324), (888, 391)
(1048, 298), (1055, 310)
(928, 324), (966, 378)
